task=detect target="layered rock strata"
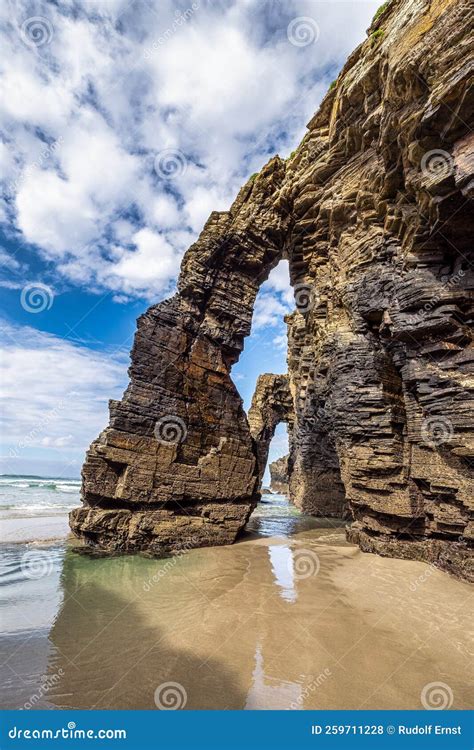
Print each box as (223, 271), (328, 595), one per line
(269, 455), (290, 495)
(248, 374), (294, 485)
(71, 0), (473, 579)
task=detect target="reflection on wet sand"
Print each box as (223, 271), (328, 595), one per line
(0, 495), (472, 710)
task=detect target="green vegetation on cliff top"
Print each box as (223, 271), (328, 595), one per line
(372, 1), (391, 23)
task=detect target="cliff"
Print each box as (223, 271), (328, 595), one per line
(71, 0), (473, 580)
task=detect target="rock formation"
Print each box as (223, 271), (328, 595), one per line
(247, 374), (294, 485)
(269, 455), (289, 495)
(71, 0), (473, 580)
(70, 157), (290, 555)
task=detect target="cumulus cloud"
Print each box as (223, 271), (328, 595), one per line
(251, 259), (293, 333)
(104, 228), (182, 298)
(253, 292), (291, 331)
(0, 0), (378, 302)
(0, 320), (128, 475)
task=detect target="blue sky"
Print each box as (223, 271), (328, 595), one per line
(0, 0), (379, 479)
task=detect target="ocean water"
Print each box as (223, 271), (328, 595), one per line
(0, 475), (81, 545)
(0, 477), (472, 710)
(0, 475), (326, 541)
(0, 475), (81, 516)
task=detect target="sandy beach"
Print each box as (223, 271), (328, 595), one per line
(1, 492), (472, 711)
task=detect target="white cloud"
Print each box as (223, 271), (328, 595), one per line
(147, 193), (181, 229)
(0, 0), (378, 301)
(16, 167), (99, 255)
(184, 185), (230, 233)
(0, 66), (72, 133)
(0, 248), (21, 271)
(272, 333), (288, 351)
(0, 321), (128, 474)
(264, 260), (294, 305)
(104, 228), (182, 298)
(251, 259), (294, 332)
(253, 292), (292, 331)
(40, 435), (74, 448)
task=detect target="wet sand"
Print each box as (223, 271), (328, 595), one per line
(0, 496), (472, 710)
(0, 514), (70, 544)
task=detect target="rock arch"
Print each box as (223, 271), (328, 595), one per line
(71, 157), (294, 554)
(248, 373), (294, 486)
(248, 370), (347, 518)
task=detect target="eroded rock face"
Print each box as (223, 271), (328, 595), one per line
(282, 0), (474, 578)
(269, 455), (289, 494)
(248, 374), (294, 484)
(71, 0), (473, 579)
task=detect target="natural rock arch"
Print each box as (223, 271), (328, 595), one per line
(247, 373), (294, 486)
(247, 371), (347, 518)
(71, 158), (296, 554)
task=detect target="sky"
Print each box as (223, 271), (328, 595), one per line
(0, 0), (379, 479)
